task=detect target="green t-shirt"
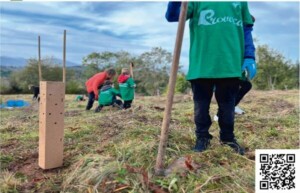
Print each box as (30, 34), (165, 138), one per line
(119, 78), (135, 101)
(75, 95), (83, 101)
(186, 2), (253, 80)
(98, 88), (119, 105)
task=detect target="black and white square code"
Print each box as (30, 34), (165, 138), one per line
(256, 149), (300, 193)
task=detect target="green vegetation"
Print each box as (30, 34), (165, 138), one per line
(253, 44), (299, 90)
(2, 44), (298, 95)
(0, 90), (298, 192)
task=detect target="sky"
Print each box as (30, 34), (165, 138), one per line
(0, 1), (299, 71)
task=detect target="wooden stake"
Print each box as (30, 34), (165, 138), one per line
(63, 30), (66, 83)
(130, 62), (134, 78)
(155, 2), (188, 175)
(38, 36), (42, 81)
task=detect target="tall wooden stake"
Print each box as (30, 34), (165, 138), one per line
(38, 36), (42, 81)
(130, 62), (134, 78)
(38, 30), (67, 170)
(63, 30), (66, 83)
(155, 2), (188, 175)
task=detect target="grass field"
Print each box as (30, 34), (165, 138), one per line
(0, 90), (299, 193)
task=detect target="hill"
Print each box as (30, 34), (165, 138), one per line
(0, 90), (299, 192)
(0, 65), (84, 78)
(0, 66), (23, 78)
(0, 56), (80, 67)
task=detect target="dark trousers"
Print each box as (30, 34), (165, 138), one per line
(236, 80), (252, 106)
(113, 98), (123, 108)
(95, 97), (123, 112)
(32, 87), (39, 100)
(123, 100), (133, 109)
(191, 78), (239, 142)
(86, 92), (95, 110)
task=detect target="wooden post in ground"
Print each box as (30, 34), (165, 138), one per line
(38, 30), (66, 169)
(155, 2), (188, 175)
(63, 30), (66, 83)
(38, 36), (42, 81)
(130, 62), (134, 78)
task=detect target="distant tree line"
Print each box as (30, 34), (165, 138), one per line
(253, 44), (299, 90)
(0, 57), (85, 94)
(0, 45), (298, 95)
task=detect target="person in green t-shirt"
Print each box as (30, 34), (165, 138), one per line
(166, 2), (257, 155)
(213, 15), (256, 120)
(95, 80), (123, 113)
(75, 95), (86, 101)
(118, 68), (136, 109)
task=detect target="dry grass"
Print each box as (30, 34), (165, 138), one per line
(0, 90), (299, 192)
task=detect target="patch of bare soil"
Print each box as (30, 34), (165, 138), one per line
(1, 138), (63, 191)
(0, 139), (19, 155)
(149, 105), (165, 111)
(7, 150), (65, 192)
(245, 151), (255, 161)
(270, 99), (295, 115)
(65, 110), (82, 117)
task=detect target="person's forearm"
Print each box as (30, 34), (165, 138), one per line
(244, 26), (255, 59)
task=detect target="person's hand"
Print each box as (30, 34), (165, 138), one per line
(242, 58), (257, 80)
(130, 62), (134, 68)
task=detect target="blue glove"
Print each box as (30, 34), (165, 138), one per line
(242, 58), (257, 80)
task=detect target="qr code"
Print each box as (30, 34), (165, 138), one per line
(256, 150), (300, 193)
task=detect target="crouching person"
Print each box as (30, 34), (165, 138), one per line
(95, 80), (123, 113)
(118, 68), (136, 109)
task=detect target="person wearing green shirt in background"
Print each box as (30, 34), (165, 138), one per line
(118, 68), (136, 109)
(166, 2), (257, 155)
(75, 95), (86, 101)
(95, 80), (123, 113)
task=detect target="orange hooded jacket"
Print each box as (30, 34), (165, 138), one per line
(85, 72), (108, 100)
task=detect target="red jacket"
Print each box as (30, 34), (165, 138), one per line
(85, 72), (108, 99)
(118, 74), (130, 83)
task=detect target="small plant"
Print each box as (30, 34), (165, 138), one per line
(0, 155), (14, 170)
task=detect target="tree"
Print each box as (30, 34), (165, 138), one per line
(253, 44), (298, 90)
(175, 73), (190, 93)
(81, 47), (173, 96)
(135, 47), (172, 95)
(7, 57), (77, 94)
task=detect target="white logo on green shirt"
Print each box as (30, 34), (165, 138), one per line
(198, 10), (243, 27)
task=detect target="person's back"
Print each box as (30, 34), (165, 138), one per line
(85, 72), (106, 93)
(85, 68), (116, 111)
(98, 85), (119, 106)
(118, 68), (136, 109)
(95, 80), (123, 112)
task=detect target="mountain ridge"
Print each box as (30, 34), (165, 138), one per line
(0, 56), (80, 67)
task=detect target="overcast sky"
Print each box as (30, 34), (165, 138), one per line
(1, 1), (299, 71)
